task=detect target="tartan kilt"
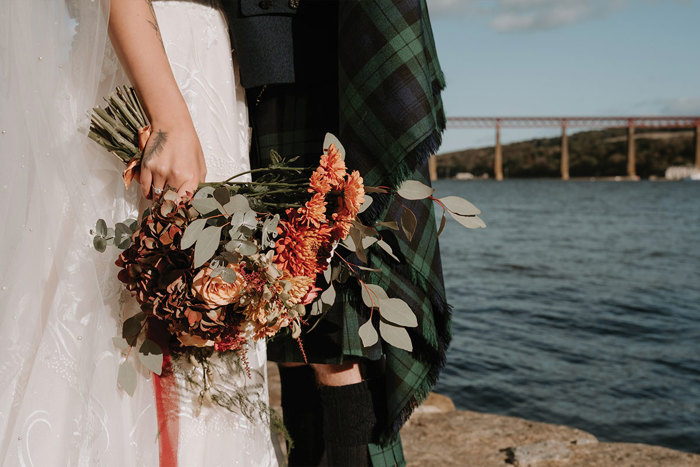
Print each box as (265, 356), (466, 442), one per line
(249, 81), (450, 439)
(246, 1), (449, 464)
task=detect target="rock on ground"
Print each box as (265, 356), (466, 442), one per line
(267, 364), (700, 466)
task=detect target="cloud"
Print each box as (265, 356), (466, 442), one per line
(661, 97), (700, 115)
(427, 0), (628, 32)
(427, 0), (478, 16)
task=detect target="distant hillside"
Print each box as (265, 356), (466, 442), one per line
(436, 128), (696, 179)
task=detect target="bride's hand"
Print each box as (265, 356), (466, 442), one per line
(139, 118), (207, 200)
(107, 0), (207, 200)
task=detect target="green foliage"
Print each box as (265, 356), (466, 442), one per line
(397, 179), (435, 200)
(118, 361), (137, 396)
(89, 86), (147, 164)
(194, 226), (223, 268)
(138, 339), (164, 376)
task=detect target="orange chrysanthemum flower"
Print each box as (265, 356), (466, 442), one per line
(328, 171), (365, 241)
(341, 170), (365, 218)
(274, 211), (333, 277)
(280, 272), (316, 306)
(330, 219), (353, 241)
(319, 144), (346, 188)
(298, 193), (327, 228)
(308, 170), (332, 195)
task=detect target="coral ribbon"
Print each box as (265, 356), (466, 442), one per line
(122, 125), (151, 189)
(148, 318), (180, 467)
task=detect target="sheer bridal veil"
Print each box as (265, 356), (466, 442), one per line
(1, 1), (160, 464)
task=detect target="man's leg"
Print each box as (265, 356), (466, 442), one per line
(278, 363), (325, 466)
(278, 362), (378, 467)
(312, 363), (376, 467)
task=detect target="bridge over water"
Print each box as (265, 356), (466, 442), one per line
(441, 116), (700, 180)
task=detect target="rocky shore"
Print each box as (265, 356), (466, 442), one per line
(267, 365), (700, 466)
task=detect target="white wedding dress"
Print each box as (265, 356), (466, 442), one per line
(0, 0), (278, 465)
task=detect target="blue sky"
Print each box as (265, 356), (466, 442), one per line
(428, 0), (700, 153)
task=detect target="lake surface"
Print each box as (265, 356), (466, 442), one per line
(432, 179), (700, 454)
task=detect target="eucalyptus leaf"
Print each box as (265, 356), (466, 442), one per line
(105, 237), (115, 246)
(124, 218), (138, 231)
(106, 227), (115, 238)
(321, 283), (336, 306)
(138, 339), (164, 375)
(194, 186), (216, 199)
(362, 237), (378, 249)
(194, 226), (223, 268)
(349, 227), (367, 264)
(93, 236), (107, 253)
(379, 321), (413, 352)
(340, 236), (356, 252)
(237, 240), (258, 256)
(358, 194), (373, 214)
(323, 265), (332, 284)
(223, 194), (250, 214)
(115, 222), (132, 249)
(323, 132), (345, 159)
(118, 361), (137, 396)
(437, 211), (447, 237)
(358, 319), (379, 347)
(229, 213), (245, 236)
(378, 298), (418, 327)
(181, 218), (207, 250)
(117, 237), (132, 250)
(213, 186), (231, 206)
(191, 197), (223, 215)
(401, 208), (417, 242)
(361, 284), (389, 308)
(242, 210), (258, 229)
(376, 221), (399, 231)
(397, 179), (435, 200)
(440, 196), (481, 216)
(95, 219), (107, 237)
(122, 311), (146, 346)
(449, 212), (486, 229)
(112, 336), (130, 351)
(364, 186), (389, 194)
(227, 239), (258, 256)
(218, 267), (238, 284)
(376, 239), (400, 262)
(310, 300), (324, 316)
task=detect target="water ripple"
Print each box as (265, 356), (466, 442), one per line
(434, 179), (700, 454)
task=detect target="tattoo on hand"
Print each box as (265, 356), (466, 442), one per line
(144, 129), (167, 162)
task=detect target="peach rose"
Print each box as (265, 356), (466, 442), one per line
(191, 264), (244, 308)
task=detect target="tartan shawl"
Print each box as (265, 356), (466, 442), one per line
(251, 0), (449, 457)
(337, 0), (450, 441)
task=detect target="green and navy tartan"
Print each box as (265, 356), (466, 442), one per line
(249, 1), (448, 465)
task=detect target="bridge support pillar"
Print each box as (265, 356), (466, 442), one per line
(694, 124), (700, 169)
(561, 123), (570, 180)
(429, 154), (438, 181)
(627, 123), (637, 178)
(494, 124), (503, 181)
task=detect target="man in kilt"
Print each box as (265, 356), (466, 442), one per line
(227, 1), (449, 465)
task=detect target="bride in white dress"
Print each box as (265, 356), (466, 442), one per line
(0, 0), (278, 465)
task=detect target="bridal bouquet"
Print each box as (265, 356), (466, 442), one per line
(90, 87), (485, 394)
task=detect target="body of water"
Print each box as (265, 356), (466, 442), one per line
(433, 179), (700, 453)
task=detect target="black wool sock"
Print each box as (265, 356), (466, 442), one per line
(318, 381), (377, 467)
(278, 365), (325, 466)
